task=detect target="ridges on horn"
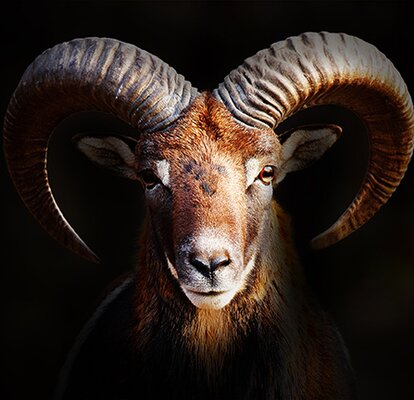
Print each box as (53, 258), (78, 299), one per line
(213, 31), (414, 248)
(3, 37), (198, 262)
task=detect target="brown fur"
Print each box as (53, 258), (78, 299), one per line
(59, 94), (354, 399)
(123, 94), (355, 399)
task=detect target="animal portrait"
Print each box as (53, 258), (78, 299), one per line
(2, 2), (413, 400)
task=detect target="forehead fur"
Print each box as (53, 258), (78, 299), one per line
(138, 92), (280, 161)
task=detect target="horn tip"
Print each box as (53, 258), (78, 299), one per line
(83, 249), (102, 264)
(310, 236), (325, 250)
(74, 243), (102, 264)
(88, 252), (102, 265)
(310, 231), (337, 250)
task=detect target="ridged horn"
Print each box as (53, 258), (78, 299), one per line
(213, 31), (414, 249)
(4, 37), (198, 262)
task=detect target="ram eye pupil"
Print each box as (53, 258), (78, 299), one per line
(140, 170), (159, 187)
(259, 166), (274, 184)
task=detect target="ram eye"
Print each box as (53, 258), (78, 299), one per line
(139, 169), (161, 189)
(258, 166), (275, 185)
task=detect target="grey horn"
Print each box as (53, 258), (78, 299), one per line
(214, 31), (414, 249)
(4, 37), (198, 262)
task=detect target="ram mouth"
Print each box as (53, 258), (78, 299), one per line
(182, 286), (238, 309)
(188, 290), (228, 297)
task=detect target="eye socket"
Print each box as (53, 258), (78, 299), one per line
(258, 166), (275, 185)
(139, 169), (161, 190)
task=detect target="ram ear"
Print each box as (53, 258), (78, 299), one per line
(276, 124), (342, 183)
(73, 134), (139, 180)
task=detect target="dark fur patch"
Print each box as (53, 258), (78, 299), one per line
(201, 181), (215, 196)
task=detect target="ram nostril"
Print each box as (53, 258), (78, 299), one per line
(189, 256), (211, 277)
(211, 256), (231, 271)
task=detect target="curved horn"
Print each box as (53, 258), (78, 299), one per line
(213, 32), (414, 249)
(4, 37), (198, 262)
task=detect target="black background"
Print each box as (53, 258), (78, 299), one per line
(1, 1), (413, 399)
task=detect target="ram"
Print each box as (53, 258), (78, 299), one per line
(4, 32), (413, 399)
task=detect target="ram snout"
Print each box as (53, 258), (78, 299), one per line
(175, 229), (246, 309)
